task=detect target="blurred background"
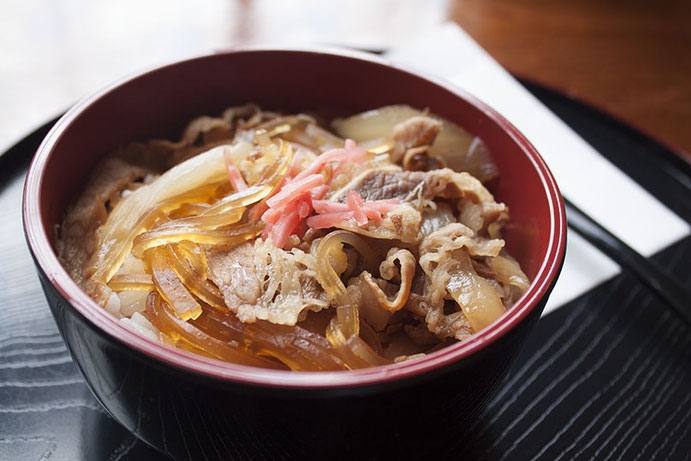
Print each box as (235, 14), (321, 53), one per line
(1, 0), (689, 157)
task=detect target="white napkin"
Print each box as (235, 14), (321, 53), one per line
(386, 23), (690, 314)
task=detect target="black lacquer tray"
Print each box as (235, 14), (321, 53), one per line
(1, 80), (689, 460)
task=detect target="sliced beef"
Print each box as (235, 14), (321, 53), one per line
(205, 243), (263, 309)
(407, 223), (507, 340)
(340, 169), (425, 203)
(146, 104), (269, 166)
(334, 202), (423, 243)
(329, 166), (509, 242)
(206, 238), (330, 325)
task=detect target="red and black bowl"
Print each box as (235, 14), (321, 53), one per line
(23, 47), (566, 459)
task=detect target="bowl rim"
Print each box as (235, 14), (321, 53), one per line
(23, 45), (567, 390)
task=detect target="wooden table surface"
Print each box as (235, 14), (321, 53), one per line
(1, 0), (689, 159)
(449, 0), (691, 160)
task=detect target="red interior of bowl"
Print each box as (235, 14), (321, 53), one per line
(24, 47), (566, 388)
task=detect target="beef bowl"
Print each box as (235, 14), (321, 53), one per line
(23, 47), (566, 459)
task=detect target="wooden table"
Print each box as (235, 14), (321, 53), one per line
(449, 0), (691, 159)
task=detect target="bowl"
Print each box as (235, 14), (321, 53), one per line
(23, 46), (566, 459)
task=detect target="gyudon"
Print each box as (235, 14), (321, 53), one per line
(57, 104), (529, 371)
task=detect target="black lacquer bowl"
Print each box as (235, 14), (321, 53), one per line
(23, 47), (566, 459)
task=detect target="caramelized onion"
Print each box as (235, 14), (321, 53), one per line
(162, 244), (226, 310)
(176, 241), (208, 279)
(168, 203), (212, 219)
(91, 146), (230, 283)
(153, 206), (247, 232)
(315, 230), (379, 304)
(325, 310), (390, 369)
(345, 335), (390, 366)
(148, 247), (202, 321)
(315, 233), (352, 306)
(359, 320), (384, 355)
(315, 232), (391, 368)
(92, 188), (218, 284)
(91, 140), (290, 286)
(361, 248), (415, 313)
(336, 304), (359, 338)
(132, 219), (262, 257)
(146, 294), (282, 368)
(108, 273), (154, 291)
(204, 140), (291, 216)
(193, 306), (347, 371)
(487, 255), (530, 293)
(446, 254), (506, 332)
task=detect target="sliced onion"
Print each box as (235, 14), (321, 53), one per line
(487, 255), (530, 293)
(315, 230), (378, 307)
(91, 140), (290, 286)
(325, 309), (390, 369)
(332, 104), (497, 180)
(332, 105), (422, 143)
(130, 142), (290, 255)
(147, 206), (246, 235)
(360, 248), (415, 313)
(336, 304), (359, 338)
(314, 230), (381, 345)
(344, 335), (390, 366)
(315, 234), (351, 306)
(313, 231), (391, 368)
(445, 254), (506, 332)
(93, 187), (219, 283)
(278, 121), (345, 153)
(90, 145), (230, 283)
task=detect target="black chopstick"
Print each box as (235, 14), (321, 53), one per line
(564, 197), (691, 326)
